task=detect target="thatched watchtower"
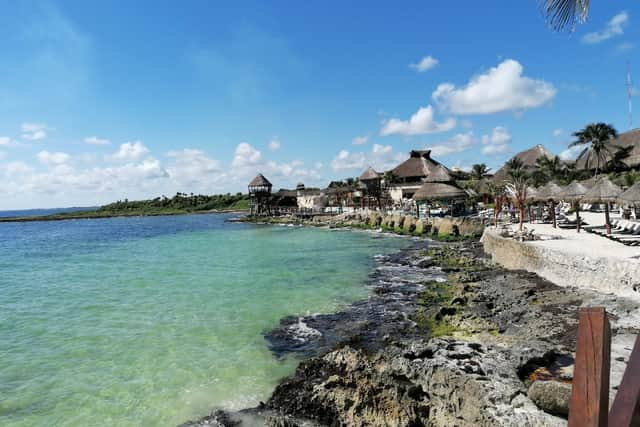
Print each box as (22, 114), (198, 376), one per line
(248, 173), (272, 215)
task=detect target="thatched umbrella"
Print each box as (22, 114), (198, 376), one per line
(534, 182), (563, 228)
(618, 182), (640, 205)
(413, 182), (468, 217)
(582, 177), (623, 234)
(559, 181), (589, 232)
(525, 186), (539, 222)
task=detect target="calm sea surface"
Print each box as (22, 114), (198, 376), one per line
(0, 214), (409, 426)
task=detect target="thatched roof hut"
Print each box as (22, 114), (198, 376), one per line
(423, 164), (453, 183)
(492, 144), (554, 183)
(558, 181), (589, 201)
(532, 182), (563, 202)
(413, 182), (468, 202)
(581, 177), (623, 203)
(391, 150), (443, 182)
(359, 166), (381, 181)
(575, 128), (640, 170)
(618, 182), (640, 205)
(248, 173), (272, 188)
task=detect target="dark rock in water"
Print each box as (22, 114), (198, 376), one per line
(265, 242), (441, 358)
(178, 410), (240, 427)
(527, 380), (571, 417)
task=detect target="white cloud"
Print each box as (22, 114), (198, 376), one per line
(0, 137), (20, 147)
(409, 55), (438, 72)
(352, 135), (369, 145)
(553, 128), (564, 137)
(232, 142), (263, 168)
(2, 161), (34, 176)
(0, 152), (5, 160)
(110, 141), (149, 162)
(582, 11), (629, 44)
(37, 150), (70, 165)
(560, 145), (584, 161)
(481, 126), (512, 155)
(331, 144), (405, 172)
(380, 105), (456, 136)
(166, 149), (222, 186)
(21, 123), (49, 141)
(84, 136), (110, 145)
(425, 132), (475, 157)
(268, 137), (281, 151)
(230, 142), (322, 185)
(432, 59), (556, 115)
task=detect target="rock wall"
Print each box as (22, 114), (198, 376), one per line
(481, 228), (640, 299)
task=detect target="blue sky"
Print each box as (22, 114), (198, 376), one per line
(1, 0), (639, 209)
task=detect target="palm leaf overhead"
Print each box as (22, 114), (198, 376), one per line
(541, 0), (590, 31)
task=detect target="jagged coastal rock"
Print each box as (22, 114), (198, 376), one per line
(183, 223), (640, 427)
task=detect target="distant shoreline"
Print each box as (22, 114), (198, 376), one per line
(0, 209), (249, 223)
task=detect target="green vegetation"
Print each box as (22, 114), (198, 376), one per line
(0, 192), (250, 222)
(100, 192), (249, 213)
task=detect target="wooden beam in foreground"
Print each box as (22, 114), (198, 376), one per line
(609, 335), (640, 427)
(568, 307), (611, 427)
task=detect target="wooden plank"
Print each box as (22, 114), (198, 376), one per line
(609, 335), (640, 427)
(568, 307), (611, 427)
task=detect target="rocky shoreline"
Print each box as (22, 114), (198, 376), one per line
(181, 221), (640, 427)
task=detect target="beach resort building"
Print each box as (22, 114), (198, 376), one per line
(386, 150), (451, 204)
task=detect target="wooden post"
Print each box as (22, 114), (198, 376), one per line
(605, 203), (611, 235)
(576, 203), (582, 233)
(568, 307), (611, 427)
(551, 201), (557, 228)
(608, 335), (640, 427)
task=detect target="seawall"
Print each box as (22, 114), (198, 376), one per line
(481, 228), (640, 299)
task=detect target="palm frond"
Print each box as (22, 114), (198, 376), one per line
(541, 0), (590, 32)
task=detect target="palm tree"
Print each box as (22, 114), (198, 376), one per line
(541, 0), (590, 31)
(606, 146), (632, 172)
(570, 123), (618, 176)
(505, 174), (530, 232)
(471, 163), (491, 180)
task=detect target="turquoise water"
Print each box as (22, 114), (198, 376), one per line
(0, 214), (409, 426)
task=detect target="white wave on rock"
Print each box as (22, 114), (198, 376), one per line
(287, 317), (322, 342)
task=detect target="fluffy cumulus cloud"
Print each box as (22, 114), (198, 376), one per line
(37, 150), (71, 165)
(231, 142), (322, 184)
(380, 105), (456, 136)
(425, 132), (475, 157)
(268, 137), (281, 151)
(432, 59), (556, 115)
(481, 126), (512, 155)
(21, 123), (49, 141)
(582, 11), (629, 44)
(110, 141), (150, 162)
(331, 144), (405, 172)
(409, 55), (438, 72)
(232, 142), (263, 168)
(553, 128), (564, 137)
(166, 148), (222, 186)
(352, 135), (369, 145)
(84, 136), (110, 145)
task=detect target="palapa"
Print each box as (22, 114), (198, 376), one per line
(581, 177), (622, 203)
(558, 181), (589, 201)
(413, 182), (468, 201)
(359, 166), (381, 181)
(618, 182), (640, 205)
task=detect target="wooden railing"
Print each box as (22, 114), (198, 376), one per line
(568, 307), (640, 427)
